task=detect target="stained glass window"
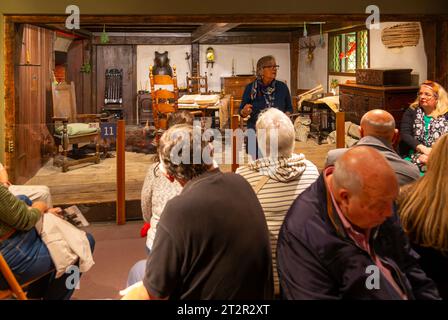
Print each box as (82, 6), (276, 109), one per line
(329, 28), (369, 74)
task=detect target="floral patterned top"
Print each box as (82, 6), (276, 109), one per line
(141, 163), (182, 251)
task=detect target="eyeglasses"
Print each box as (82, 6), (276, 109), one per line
(418, 92), (436, 98)
(263, 65), (280, 70)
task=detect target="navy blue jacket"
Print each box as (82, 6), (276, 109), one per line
(277, 174), (440, 300)
(239, 80), (293, 129)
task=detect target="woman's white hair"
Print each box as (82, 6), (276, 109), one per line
(256, 108), (295, 158)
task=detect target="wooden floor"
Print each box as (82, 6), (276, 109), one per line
(26, 139), (335, 207)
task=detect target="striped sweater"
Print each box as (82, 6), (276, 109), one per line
(0, 185), (41, 241)
(236, 153), (319, 294)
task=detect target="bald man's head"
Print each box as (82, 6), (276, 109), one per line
(360, 109), (397, 142)
(331, 146), (399, 230)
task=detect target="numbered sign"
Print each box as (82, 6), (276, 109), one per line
(101, 122), (117, 139)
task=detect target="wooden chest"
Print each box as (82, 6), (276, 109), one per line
(356, 68), (412, 86)
(221, 76), (256, 100)
(339, 83), (418, 125)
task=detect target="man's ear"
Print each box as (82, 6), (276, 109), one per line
(359, 127), (364, 138)
(337, 188), (350, 210)
(392, 128), (400, 148)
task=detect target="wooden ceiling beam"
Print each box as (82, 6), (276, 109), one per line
(40, 23), (93, 38)
(191, 23), (240, 43)
(7, 13), (447, 25)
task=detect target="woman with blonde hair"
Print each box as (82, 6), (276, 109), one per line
(398, 133), (448, 299)
(400, 80), (448, 172)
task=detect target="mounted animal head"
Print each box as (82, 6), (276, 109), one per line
(153, 51), (173, 76)
(300, 38), (316, 64)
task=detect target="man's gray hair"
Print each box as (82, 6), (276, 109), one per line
(256, 108), (295, 158)
(332, 157), (364, 195)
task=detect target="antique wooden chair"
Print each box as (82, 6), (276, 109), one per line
(186, 73), (208, 94)
(0, 251), (27, 300)
(51, 82), (102, 172)
(101, 68), (124, 120)
(150, 65), (201, 130)
(1, 251), (58, 300)
(152, 89), (179, 130)
(150, 65), (179, 131)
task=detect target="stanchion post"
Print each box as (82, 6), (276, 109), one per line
(336, 111), (345, 149)
(231, 114), (239, 172)
(116, 119), (126, 225)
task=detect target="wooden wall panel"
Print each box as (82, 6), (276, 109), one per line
(13, 25), (54, 184)
(95, 45), (136, 122)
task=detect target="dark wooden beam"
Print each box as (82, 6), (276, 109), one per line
(3, 17), (17, 181)
(92, 35), (191, 45)
(42, 23), (93, 38)
(290, 31), (300, 98)
(203, 32), (291, 44)
(421, 21), (437, 81)
(436, 21), (448, 89)
(191, 23), (240, 43)
(191, 43), (200, 76)
(6, 14), (448, 25)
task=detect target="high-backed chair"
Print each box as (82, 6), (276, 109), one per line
(149, 65), (179, 131)
(186, 73), (208, 94)
(101, 68), (124, 120)
(149, 65), (179, 96)
(152, 89), (178, 130)
(52, 82), (102, 172)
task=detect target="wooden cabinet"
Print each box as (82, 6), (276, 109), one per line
(339, 83), (418, 124)
(221, 76), (256, 100)
(137, 93), (152, 125)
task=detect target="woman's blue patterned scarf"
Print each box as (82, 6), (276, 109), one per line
(250, 77), (276, 107)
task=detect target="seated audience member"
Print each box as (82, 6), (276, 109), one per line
(236, 108), (319, 294)
(122, 124), (273, 300)
(398, 133), (448, 299)
(400, 80), (448, 172)
(277, 146), (440, 300)
(0, 186), (95, 299)
(326, 109), (420, 186)
(126, 111), (193, 286)
(0, 162), (53, 207)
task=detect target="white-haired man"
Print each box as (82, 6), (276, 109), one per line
(237, 108), (319, 295)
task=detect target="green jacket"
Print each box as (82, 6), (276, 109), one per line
(0, 185), (41, 240)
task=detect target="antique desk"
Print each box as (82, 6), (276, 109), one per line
(339, 83), (418, 125)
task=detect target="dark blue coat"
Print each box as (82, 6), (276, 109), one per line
(239, 80), (293, 129)
(277, 174), (440, 300)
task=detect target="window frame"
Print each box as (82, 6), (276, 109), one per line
(327, 26), (370, 77)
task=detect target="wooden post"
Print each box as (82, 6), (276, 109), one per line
(116, 119), (126, 225)
(336, 111), (345, 149)
(231, 114), (240, 173)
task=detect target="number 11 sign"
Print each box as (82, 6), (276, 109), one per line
(101, 122), (117, 139)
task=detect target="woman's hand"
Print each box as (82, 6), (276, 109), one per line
(416, 144), (432, 155)
(31, 201), (48, 214)
(418, 153), (429, 164)
(241, 104), (253, 118)
(120, 281), (150, 300)
(47, 207), (63, 217)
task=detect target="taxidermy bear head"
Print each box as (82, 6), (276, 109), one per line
(153, 51), (173, 76)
